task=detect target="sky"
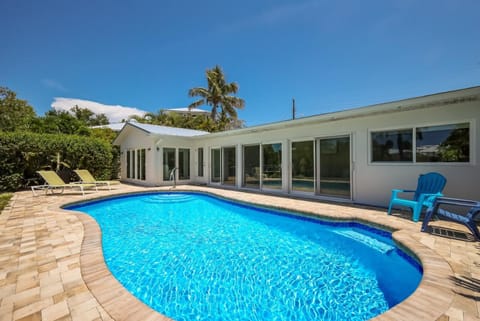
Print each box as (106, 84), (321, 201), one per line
(1, 0), (479, 126)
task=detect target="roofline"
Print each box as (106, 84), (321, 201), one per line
(113, 122), (147, 145)
(196, 85), (480, 139)
(113, 85), (480, 144)
(113, 121), (208, 145)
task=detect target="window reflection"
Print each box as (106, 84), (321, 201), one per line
(371, 130), (413, 162)
(211, 148), (221, 183)
(291, 141), (314, 192)
(222, 147), (236, 185)
(198, 148), (204, 177)
(262, 143), (282, 190)
(319, 138), (349, 198)
(178, 148), (190, 180)
(163, 148), (175, 181)
(243, 145), (260, 188)
(416, 123), (469, 162)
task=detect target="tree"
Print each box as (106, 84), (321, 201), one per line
(0, 87), (36, 132)
(188, 65), (245, 131)
(32, 110), (91, 136)
(71, 105), (109, 126)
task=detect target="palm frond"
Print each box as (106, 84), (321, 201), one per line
(188, 87), (209, 98)
(188, 65), (245, 128)
(188, 99), (205, 109)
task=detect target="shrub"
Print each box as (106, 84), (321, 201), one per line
(0, 193), (13, 213)
(0, 131), (116, 191)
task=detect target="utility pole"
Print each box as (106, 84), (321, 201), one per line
(292, 98), (296, 120)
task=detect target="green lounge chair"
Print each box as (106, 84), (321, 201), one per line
(74, 169), (119, 190)
(32, 170), (97, 196)
(387, 172), (447, 222)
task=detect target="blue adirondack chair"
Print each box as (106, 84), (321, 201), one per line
(421, 197), (480, 241)
(387, 172), (447, 222)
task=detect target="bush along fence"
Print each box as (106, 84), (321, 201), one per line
(0, 131), (117, 191)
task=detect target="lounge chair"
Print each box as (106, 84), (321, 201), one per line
(32, 170), (97, 196)
(74, 169), (118, 190)
(421, 197), (480, 241)
(387, 172), (447, 222)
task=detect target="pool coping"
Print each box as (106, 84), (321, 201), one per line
(3, 184), (477, 321)
(64, 187), (455, 321)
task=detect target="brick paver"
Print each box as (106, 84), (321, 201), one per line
(0, 184), (478, 320)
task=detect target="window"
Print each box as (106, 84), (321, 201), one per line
(371, 129), (413, 162)
(416, 123), (469, 162)
(163, 148), (176, 181)
(126, 149), (145, 180)
(319, 137), (350, 198)
(222, 147), (236, 185)
(243, 145), (260, 188)
(178, 148), (190, 180)
(211, 148), (221, 183)
(138, 149), (146, 180)
(371, 122), (470, 163)
(291, 141), (314, 192)
(126, 150), (131, 178)
(131, 150), (136, 178)
(198, 148), (204, 177)
(262, 143), (282, 190)
(137, 150), (141, 179)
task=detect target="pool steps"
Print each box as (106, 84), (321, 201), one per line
(142, 194), (195, 203)
(333, 230), (394, 254)
(142, 193), (396, 254)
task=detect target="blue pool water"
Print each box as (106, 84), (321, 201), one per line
(67, 192), (422, 321)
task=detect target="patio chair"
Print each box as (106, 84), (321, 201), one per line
(421, 197), (480, 241)
(387, 172), (447, 222)
(74, 169), (119, 190)
(32, 170), (97, 196)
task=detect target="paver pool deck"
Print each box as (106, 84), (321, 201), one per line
(0, 184), (479, 321)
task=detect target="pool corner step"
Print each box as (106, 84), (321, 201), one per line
(333, 230), (394, 254)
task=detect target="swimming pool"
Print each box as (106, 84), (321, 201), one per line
(67, 192), (422, 321)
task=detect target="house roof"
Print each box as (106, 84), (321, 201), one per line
(91, 122), (126, 131)
(200, 85), (480, 138)
(165, 107), (210, 115)
(113, 85), (480, 144)
(113, 121), (208, 145)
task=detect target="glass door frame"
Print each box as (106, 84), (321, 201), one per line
(210, 147), (221, 184)
(289, 139), (316, 195)
(315, 134), (352, 200)
(242, 144), (261, 189)
(222, 146), (237, 186)
(261, 142), (283, 192)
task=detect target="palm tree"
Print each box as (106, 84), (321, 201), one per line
(188, 65), (245, 124)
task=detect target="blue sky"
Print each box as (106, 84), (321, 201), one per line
(1, 0), (479, 126)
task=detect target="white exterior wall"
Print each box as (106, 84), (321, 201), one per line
(354, 101), (479, 206)
(116, 87), (480, 208)
(154, 136), (197, 185)
(118, 127), (156, 186)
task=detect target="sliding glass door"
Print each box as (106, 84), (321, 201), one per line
(318, 136), (350, 198)
(211, 148), (221, 183)
(222, 147), (236, 186)
(163, 148), (175, 181)
(243, 145), (260, 189)
(291, 141), (314, 193)
(178, 148), (190, 180)
(262, 143), (282, 190)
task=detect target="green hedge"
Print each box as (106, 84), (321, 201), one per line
(0, 131), (116, 191)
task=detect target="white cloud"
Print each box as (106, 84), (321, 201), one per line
(51, 97), (146, 123)
(42, 78), (68, 92)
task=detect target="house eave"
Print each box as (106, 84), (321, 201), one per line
(193, 85), (480, 139)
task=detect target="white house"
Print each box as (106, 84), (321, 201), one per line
(113, 86), (480, 207)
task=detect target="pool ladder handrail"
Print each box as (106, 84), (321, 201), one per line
(169, 167), (178, 188)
